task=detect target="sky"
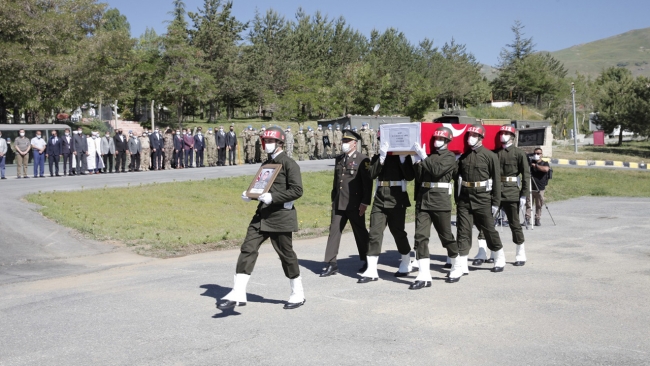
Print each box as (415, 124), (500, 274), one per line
(104, 0), (650, 66)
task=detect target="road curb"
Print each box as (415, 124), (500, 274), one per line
(550, 158), (647, 170)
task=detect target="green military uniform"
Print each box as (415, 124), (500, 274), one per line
(496, 144), (530, 243)
(140, 135), (151, 171)
(455, 145), (503, 256)
(323, 143), (372, 266)
(236, 151), (304, 278)
(247, 129), (256, 163)
(333, 128), (342, 155)
(296, 131), (306, 161)
(367, 154), (415, 258)
(306, 129), (315, 160)
(414, 149), (459, 259)
(255, 130), (264, 163)
(314, 128), (324, 159)
(369, 128), (377, 157)
(324, 127), (333, 158)
(163, 133), (174, 169)
(360, 127), (372, 157)
(205, 131), (217, 166)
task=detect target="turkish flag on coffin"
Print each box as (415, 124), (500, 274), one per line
(421, 122), (502, 155)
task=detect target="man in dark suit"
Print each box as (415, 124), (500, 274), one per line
(193, 127), (205, 167)
(60, 128), (73, 176)
(216, 125), (227, 166)
(183, 129), (194, 168)
(73, 126), (88, 175)
(149, 128), (164, 170)
(45, 130), (62, 177)
(225, 123), (237, 166)
(173, 129), (184, 168)
(113, 129), (127, 173)
(321, 130), (372, 277)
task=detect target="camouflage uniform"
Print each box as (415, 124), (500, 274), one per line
(333, 127), (342, 155)
(306, 128), (315, 160)
(314, 127), (324, 159)
(285, 127), (294, 159)
(296, 130), (306, 161)
(255, 128), (265, 163)
(247, 129), (256, 163)
(360, 126), (372, 157)
(163, 132), (174, 169)
(369, 128), (377, 157)
(140, 134), (151, 171)
(324, 126), (333, 158)
(205, 130), (217, 167)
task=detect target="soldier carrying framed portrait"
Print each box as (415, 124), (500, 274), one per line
(246, 164), (282, 198)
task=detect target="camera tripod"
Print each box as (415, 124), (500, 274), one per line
(529, 177), (556, 226)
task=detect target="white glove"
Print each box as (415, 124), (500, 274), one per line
(491, 206), (499, 216)
(241, 191), (251, 202)
(412, 155), (422, 164)
(379, 142), (389, 164)
(413, 142), (427, 160)
(519, 196), (527, 208)
(258, 193), (273, 204)
(399, 155), (406, 163)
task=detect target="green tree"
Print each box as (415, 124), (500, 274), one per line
(593, 67), (636, 145)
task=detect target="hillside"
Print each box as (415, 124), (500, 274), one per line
(546, 27), (650, 78)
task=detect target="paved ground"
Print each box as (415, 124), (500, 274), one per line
(1, 161), (650, 365)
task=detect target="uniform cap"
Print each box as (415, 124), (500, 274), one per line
(328, 124), (332, 127)
(467, 124), (485, 137)
(433, 126), (453, 141)
(499, 124), (517, 135)
(247, 125), (252, 128)
(342, 130), (362, 141)
(287, 126), (291, 129)
(362, 122), (368, 126)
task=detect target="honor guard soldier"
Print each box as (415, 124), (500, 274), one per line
(218, 126), (306, 310)
(454, 124), (505, 279)
(473, 125), (530, 266)
(321, 130), (372, 277)
(358, 130), (415, 283)
(409, 127), (460, 287)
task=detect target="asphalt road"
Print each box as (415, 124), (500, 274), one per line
(1, 160), (649, 365)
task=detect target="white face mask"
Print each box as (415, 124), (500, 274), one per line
(264, 142), (276, 154)
(434, 140), (445, 149)
(198, 132), (202, 135)
(533, 154), (541, 160)
(176, 132), (180, 135)
(500, 134), (511, 143)
(20, 132), (25, 137)
(341, 143), (352, 153)
(36, 135), (41, 139)
(65, 132), (69, 136)
(467, 136), (479, 147)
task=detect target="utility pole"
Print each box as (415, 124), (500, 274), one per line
(114, 100), (118, 131)
(571, 83), (578, 153)
(151, 100), (155, 132)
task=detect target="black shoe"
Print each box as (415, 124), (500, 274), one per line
(409, 280), (431, 290)
(1, 177), (6, 180)
(534, 219), (541, 226)
(23, 176), (29, 178)
(486, 258), (495, 264)
(284, 299), (305, 309)
(216, 300), (246, 310)
(394, 271), (410, 277)
(513, 261), (526, 266)
(445, 276), (461, 283)
(472, 258), (485, 266)
(320, 263), (338, 277)
(443, 263), (452, 269)
(357, 276), (378, 283)
(491, 266), (504, 273)
(358, 261), (367, 273)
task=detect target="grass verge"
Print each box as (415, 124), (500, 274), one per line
(26, 167), (650, 258)
(552, 141), (650, 163)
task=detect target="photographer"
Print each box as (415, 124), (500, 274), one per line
(526, 148), (550, 226)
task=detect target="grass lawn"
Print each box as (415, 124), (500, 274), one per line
(552, 141), (650, 163)
(26, 167), (650, 258)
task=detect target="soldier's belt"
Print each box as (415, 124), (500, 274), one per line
(461, 181), (488, 188)
(421, 182), (451, 189)
(501, 177), (518, 182)
(377, 181), (403, 187)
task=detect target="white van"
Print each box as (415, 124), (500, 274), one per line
(609, 125), (634, 138)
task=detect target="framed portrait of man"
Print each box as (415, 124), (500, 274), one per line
(246, 164), (282, 199)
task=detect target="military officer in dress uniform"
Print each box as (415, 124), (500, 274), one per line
(410, 127), (460, 287)
(218, 126), (306, 310)
(454, 124), (505, 280)
(473, 125), (530, 267)
(321, 130), (372, 277)
(358, 130), (415, 283)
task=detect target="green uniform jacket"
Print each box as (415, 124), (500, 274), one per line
(456, 145), (501, 208)
(368, 154), (415, 209)
(331, 151), (372, 211)
(497, 145), (530, 202)
(414, 149), (457, 211)
(256, 152), (303, 232)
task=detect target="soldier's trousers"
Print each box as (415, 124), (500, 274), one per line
(367, 205), (411, 256)
(316, 142), (324, 158)
(477, 201), (525, 244)
(164, 152), (171, 170)
(414, 209), (458, 259)
(236, 216), (300, 279)
(141, 149), (150, 171)
(362, 146), (371, 157)
(324, 207), (369, 264)
(325, 145), (332, 156)
(456, 199), (503, 256)
(286, 144), (293, 158)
